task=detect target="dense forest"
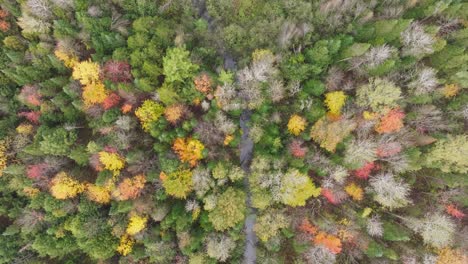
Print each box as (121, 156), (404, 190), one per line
(0, 0), (467, 263)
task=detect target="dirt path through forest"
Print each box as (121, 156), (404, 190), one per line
(192, 1), (257, 263)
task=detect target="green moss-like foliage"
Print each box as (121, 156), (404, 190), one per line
(208, 187), (246, 231)
(356, 78), (402, 113)
(39, 127), (77, 156)
(163, 46), (199, 84)
(425, 135), (468, 174)
(279, 169), (321, 207)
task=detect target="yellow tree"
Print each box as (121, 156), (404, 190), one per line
(287, 114), (307, 136)
(172, 138), (204, 167)
(99, 151), (125, 175)
(82, 82), (108, 106)
(134, 100), (164, 131)
(72, 60), (100, 85)
(50, 172), (85, 199)
(324, 91), (347, 117)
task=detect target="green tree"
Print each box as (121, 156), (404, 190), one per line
(425, 135), (468, 174)
(39, 127), (77, 156)
(208, 187), (246, 231)
(163, 46), (199, 84)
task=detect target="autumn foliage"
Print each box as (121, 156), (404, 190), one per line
(49, 172), (85, 200)
(375, 108), (405, 134)
(172, 138), (204, 167)
(113, 174), (146, 200)
(103, 60), (132, 83)
(164, 104), (186, 124)
(86, 184), (111, 204)
(160, 169), (193, 199)
(287, 114), (307, 136)
(0, 139), (8, 177)
(314, 232), (342, 254)
(0, 9), (10, 32)
(321, 188), (340, 205)
(26, 163), (48, 179)
(446, 204), (465, 219)
(19, 85), (41, 106)
(289, 140), (307, 158)
(194, 73), (212, 93)
(117, 234), (134, 256)
(18, 111), (41, 124)
(102, 93), (121, 110)
(345, 182), (364, 201)
(324, 91), (347, 117)
(126, 215), (148, 235)
(310, 117), (356, 152)
(82, 82), (108, 106)
(299, 219), (318, 235)
(353, 161), (378, 179)
(72, 60), (101, 85)
(98, 151), (125, 174)
(134, 100), (164, 131)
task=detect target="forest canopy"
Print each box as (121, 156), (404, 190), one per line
(0, 0), (467, 263)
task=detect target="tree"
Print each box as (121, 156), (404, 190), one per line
(39, 128), (77, 156)
(172, 138), (204, 167)
(310, 116), (356, 152)
(194, 73), (212, 94)
(160, 169), (193, 199)
(86, 184), (111, 204)
(369, 173), (410, 210)
(134, 100), (164, 131)
(436, 248), (466, 264)
(344, 139), (377, 169)
(375, 108), (405, 134)
(19, 84), (41, 106)
(163, 46), (199, 83)
(82, 82), (108, 106)
(287, 114), (307, 136)
(425, 135), (468, 174)
(72, 60), (101, 85)
(103, 60), (132, 83)
(98, 151), (125, 175)
(0, 139), (8, 177)
(356, 78), (401, 113)
(324, 91), (347, 117)
(50, 172), (85, 199)
(126, 215), (148, 235)
(405, 213), (455, 249)
(117, 234), (134, 256)
(205, 233), (236, 262)
(313, 232), (342, 254)
(401, 22), (435, 57)
(208, 187), (246, 231)
(164, 104), (186, 124)
(344, 182), (364, 201)
(279, 169), (321, 207)
(112, 174), (146, 200)
(102, 93), (121, 110)
(254, 210), (288, 242)
(289, 139), (307, 158)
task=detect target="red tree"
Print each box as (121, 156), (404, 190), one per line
(18, 111), (41, 124)
(289, 140), (307, 158)
(102, 93), (121, 110)
(103, 61), (132, 83)
(27, 163), (48, 179)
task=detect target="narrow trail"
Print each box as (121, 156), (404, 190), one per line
(192, 1), (256, 263)
(240, 110), (256, 264)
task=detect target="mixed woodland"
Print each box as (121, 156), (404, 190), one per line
(0, 0), (467, 263)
